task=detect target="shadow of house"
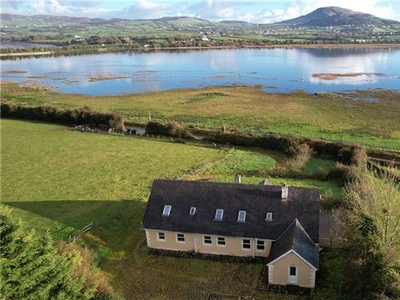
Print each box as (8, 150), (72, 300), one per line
(3, 200), (146, 248)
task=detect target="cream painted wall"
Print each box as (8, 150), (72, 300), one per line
(145, 230), (272, 258)
(268, 251), (316, 288)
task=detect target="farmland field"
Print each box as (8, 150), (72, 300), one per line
(1, 119), (343, 299)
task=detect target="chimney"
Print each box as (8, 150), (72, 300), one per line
(281, 184), (288, 200)
(235, 174), (241, 184)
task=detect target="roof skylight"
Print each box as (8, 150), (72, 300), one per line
(162, 205), (172, 216)
(215, 209), (224, 220)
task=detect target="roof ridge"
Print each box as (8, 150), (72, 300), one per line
(275, 218), (297, 243)
(293, 219), (315, 245)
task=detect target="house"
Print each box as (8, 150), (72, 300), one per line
(141, 179), (320, 288)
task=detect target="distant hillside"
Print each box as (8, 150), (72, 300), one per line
(1, 7), (400, 32)
(1, 6), (400, 46)
(276, 6), (400, 27)
(1, 13), (91, 23)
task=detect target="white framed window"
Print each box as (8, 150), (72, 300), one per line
(203, 236), (212, 245)
(189, 207), (196, 215)
(215, 209), (224, 220)
(162, 205), (171, 216)
(242, 238), (251, 250)
(157, 232), (166, 241)
(176, 233), (185, 243)
(265, 212), (273, 221)
(237, 210), (246, 222)
(217, 237), (226, 246)
(256, 240), (265, 251)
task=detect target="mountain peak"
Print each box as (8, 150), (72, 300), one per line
(276, 6), (396, 27)
(314, 6), (360, 16)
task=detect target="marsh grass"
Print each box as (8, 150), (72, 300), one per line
(2, 83), (400, 150)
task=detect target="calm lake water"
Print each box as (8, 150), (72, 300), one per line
(1, 48), (400, 95)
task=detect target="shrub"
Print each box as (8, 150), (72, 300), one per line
(326, 163), (360, 185)
(351, 145), (368, 168)
(145, 121), (194, 139)
(283, 143), (313, 170)
(320, 189), (347, 209)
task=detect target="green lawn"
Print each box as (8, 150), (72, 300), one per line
(206, 149), (276, 174)
(303, 157), (337, 176)
(1, 119), (223, 239)
(1, 119), (343, 299)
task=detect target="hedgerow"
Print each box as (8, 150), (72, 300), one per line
(1, 102), (124, 130)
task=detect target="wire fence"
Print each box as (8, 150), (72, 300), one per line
(68, 222), (93, 244)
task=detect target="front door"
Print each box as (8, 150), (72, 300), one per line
(288, 266), (297, 285)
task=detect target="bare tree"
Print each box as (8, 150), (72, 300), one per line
(343, 169), (400, 255)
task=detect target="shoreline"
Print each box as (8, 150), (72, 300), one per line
(0, 51), (52, 57)
(1, 43), (400, 58)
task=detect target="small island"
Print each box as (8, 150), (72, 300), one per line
(312, 72), (386, 80)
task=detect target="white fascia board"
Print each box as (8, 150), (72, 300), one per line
(267, 249), (318, 271)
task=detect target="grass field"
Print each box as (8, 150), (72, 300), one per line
(1, 119), (344, 299)
(2, 83), (400, 151)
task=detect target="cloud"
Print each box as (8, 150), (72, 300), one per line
(24, 0), (114, 18)
(240, 13), (256, 22)
(1, 0), (25, 12)
(29, 0), (72, 15)
(255, 7), (302, 24)
(58, 0), (102, 8)
(187, 0), (259, 21)
(121, 0), (174, 19)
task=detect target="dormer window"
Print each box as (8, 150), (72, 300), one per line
(265, 212), (273, 221)
(162, 205), (171, 216)
(189, 207), (196, 215)
(215, 209), (224, 220)
(237, 210), (246, 222)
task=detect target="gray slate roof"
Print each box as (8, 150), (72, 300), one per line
(267, 219), (319, 269)
(142, 179), (320, 243)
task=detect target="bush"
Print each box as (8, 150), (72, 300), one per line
(145, 121), (194, 139)
(326, 163), (361, 186)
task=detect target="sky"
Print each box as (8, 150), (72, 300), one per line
(2, 0), (400, 23)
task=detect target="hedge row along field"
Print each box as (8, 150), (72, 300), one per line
(0, 102), (125, 131)
(145, 121), (358, 163)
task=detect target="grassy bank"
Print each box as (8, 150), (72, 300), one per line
(2, 83), (400, 151)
